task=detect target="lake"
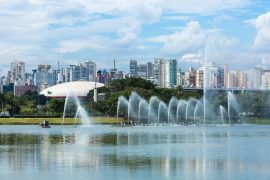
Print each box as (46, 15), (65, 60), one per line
(0, 125), (270, 180)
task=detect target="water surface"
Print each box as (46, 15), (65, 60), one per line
(0, 125), (270, 180)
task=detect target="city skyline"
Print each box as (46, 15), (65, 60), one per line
(1, 1), (270, 75)
(2, 58), (270, 97)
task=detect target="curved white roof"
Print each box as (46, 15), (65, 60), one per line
(40, 81), (104, 97)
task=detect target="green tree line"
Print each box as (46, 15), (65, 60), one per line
(0, 91), (65, 117)
(1, 78), (270, 119)
(87, 77), (202, 116)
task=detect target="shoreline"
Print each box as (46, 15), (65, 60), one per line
(0, 117), (123, 125)
(0, 117), (269, 125)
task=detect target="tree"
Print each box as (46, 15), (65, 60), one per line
(48, 99), (65, 116)
(87, 77), (202, 116)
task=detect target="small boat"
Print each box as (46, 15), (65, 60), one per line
(40, 120), (51, 128)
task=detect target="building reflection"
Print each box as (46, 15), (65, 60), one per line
(0, 127), (269, 178)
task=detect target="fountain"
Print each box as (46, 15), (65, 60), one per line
(128, 92), (141, 125)
(116, 90), (244, 126)
(117, 96), (129, 124)
(116, 35), (245, 126)
(228, 91), (241, 124)
(194, 100), (203, 124)
(168, 97), (178, 124)
(148, 96), (160, 124)
(62, 91), (91, 126)
(176, 100), (187, 124)
(219, 105), (227, 124)
(185, 98), (197, 124)
(138, 99), (149, 124)
(158, 101), (168, 124)
(74, 106), (91, 126)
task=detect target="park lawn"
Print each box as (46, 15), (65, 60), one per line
(0, 117), (123, 125)
(245, 117), (270, 124)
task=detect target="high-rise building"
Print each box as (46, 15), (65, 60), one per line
(227, 71), (248, 89)
(154, 58), (167, 87)
(109, 60), (117, 80)
(194, 64), (227, 89)
(262, 72), (270, 90)
(227, 72), (236, 88)
(206, 65), (219, 88)
(11, 61), (25, 84)
(4, 71), (12, 85)
(238, 71), (248, 88)
(97, 69), (109, 84)
(223, 64), (228, 88)
(115, 71), (124, 79)
(67, 61), (97, 82)
(218, 65), (226, 88)
(176, 69), (182, 86)
(147, 62), (154, 79)
(34, 64), (55, 91)
(137, 64), (147, 78)
(129, 59), (137, 77)
(166, 59), (177, 88)
(184, 67), (196, 88)
(196, 67), (204, 88)
(84, 61), (96, 82)
(253, 67), (263, 89)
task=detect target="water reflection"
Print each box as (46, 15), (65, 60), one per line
(0, 125), (270, 179)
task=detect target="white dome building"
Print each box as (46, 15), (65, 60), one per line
(40, 81), (104, 98)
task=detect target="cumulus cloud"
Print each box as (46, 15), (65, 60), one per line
(253, 12), (270, 52)
(148, 21), (207, 55)
(0, 0), (256, 75)
(160, 0), (249, 15)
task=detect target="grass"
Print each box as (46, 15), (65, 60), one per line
(244, 117), (270, 124)
(0, 117), (124, 125)
(1, 116), (270, 125)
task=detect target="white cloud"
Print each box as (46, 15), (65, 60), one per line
(0, 0), (256, 75)
(253, 12), (270, 52)
(160, 0), (249, 15)
(148, 21), (207, 55)
(163, 15), (190, 21)
(212, 15), (236, 28)
(59, 38), (102, 53)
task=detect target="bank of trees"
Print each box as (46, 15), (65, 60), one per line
(206, 90), (270, 119)
(0, 91), (64, 117)
(88, 78), (270, 119)
(87, 77), (202, 116)
(1, 78), (270, 118)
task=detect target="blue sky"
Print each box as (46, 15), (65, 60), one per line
(0, 0), (270, 75)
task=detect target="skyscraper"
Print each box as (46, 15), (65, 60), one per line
(109, 60), (117, 80)
(11, 61), (25, 85)
(84, 61), (97, 82)
(166, 59), (177, 88)
(227, 71), (248, 89)
(137, 64), (147, 78)
(253, 67), (263, 89)
(129, 59), (138, 77)
(34, 64), (54, 91)
(238, 71), (248, 88)
(262, 71), (270, 90)
(195, 64), (227, 89)
(67, 61), (97, 82)
(176, 69), (182, 86)
(183, 67), (196, 88)
(227, 72), (237, 88)
(147, 62), (154, 79)
(223, 64), (228, 88)
(196, 67), (204, 88)
(154, 58), (167, 87)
